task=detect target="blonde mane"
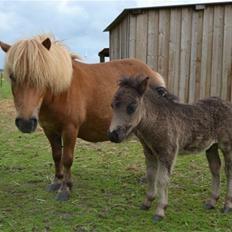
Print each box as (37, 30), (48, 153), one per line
(4, 34), (73, 93)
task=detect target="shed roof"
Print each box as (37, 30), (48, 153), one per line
(104, 1), (232, 31)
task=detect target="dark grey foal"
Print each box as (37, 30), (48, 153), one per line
(108, 76), (232, 222)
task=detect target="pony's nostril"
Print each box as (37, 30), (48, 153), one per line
(15, 117), (21, 128)
(30, 117), (37, 127)
(15, 117), (37, 133)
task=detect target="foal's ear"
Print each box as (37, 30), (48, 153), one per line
(41, 38), (51, 50)
(137, 77), (149, 96)
(0, 41), (11, 52)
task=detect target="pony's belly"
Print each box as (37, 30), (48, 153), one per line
(78, 124), (109, 142)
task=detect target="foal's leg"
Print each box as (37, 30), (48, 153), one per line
(140, 146), (157, 210)
(153, 156), (176, 223)
(44, 130), (63, 192)
(56, 125), (78, 201)
(222, 150), (232, 213)
(205, 144), (221, 209)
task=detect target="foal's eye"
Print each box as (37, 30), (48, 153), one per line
(127, 103), (137, 115)
(9, 74), (16, 82)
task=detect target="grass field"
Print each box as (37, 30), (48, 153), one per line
(0, 81), (232, 231)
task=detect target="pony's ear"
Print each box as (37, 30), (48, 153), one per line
(136, 76), (149, 96)
(0, 41), (11, 52)
(42, 38), (51, 50)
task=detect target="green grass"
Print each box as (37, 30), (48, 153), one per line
(0, 76), (11, 99)
(0, 100), (232, 231)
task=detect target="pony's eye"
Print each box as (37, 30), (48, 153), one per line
(127, 103), (137, 115)
(9, 74), (16, 82)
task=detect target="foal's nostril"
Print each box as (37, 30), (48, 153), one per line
(108, 130), (120, 143)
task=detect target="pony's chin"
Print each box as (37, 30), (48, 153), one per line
(19, 127), (37, 133)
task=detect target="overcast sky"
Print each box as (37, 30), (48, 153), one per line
(0, 0), (229, 68)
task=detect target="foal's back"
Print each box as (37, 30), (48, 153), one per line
(170, 96), (232, 154)
(144, 92), (232, 154)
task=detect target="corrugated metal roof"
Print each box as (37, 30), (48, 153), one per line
(104, 1), (232, 31)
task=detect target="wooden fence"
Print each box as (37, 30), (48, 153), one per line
(108, 4), (232, 102)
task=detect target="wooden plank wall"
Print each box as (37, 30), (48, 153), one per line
(109, 4), (232, 103)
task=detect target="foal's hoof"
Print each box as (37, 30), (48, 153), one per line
(221, 206), (232, 214)
(47, 183), (62, 192)
(139, 176), (147, 184)
(140, 204), (150, 211)
(152, 215), (163, 223)
(55, 190), (70, 201)
(204, 203), (215, 210)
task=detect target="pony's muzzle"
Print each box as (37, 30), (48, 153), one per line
(15, 117), (38, 133)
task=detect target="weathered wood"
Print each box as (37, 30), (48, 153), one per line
(222, 5), (232, 101)
(200, 7), (213, 98)
(168, 8), (181, 95)
(179, 8), (192, 102)
(110, 28), (118, 60)
(120, 17), (128, 58)
(147, 10), (159, 70)
(135, 12), (148, 61)
(211, 6), (224, 96)
(128, 15), (137, 58)
(158, 9), (170, 85)
(195, 11), (203, 101)
(109, 4), (232, 102)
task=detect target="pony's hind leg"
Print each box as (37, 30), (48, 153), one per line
(56, 125), (78, 201)
(44, 130), (63, 192)
(140, 145), (157, 210)
(205, 144), (221, 209)
(221, 148), (232, 213)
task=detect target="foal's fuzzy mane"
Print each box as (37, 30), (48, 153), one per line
(4, 34), (75, 93)
(119, 76), (179, 102)
(119, 75), (144, 90)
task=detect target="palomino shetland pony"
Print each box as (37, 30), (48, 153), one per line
(0, 34), (165, 201)
(108, 76), (232, 222)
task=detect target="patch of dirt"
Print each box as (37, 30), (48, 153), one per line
(0, 99), (15, 116)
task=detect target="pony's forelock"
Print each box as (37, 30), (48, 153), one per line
(4, 34), (74, 93)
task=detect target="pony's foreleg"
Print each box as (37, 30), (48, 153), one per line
(222, 150), (232, 213)
(153, 154), (176, 223)
(205, 144), (221, 209)
(140, 145), (157, 210)
(44, 131), (63, 192)
(56, 125), (78, 201)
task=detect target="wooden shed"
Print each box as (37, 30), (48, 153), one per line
(104, 1), (232, 103)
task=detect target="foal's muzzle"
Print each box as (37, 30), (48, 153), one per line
(15, 117), (38, 133)
(108, 130), (122, 143)
(107, 126), (130, 143)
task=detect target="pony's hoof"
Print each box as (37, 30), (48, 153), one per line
(55, 190), (70, 201)
(204, 203), (215, 210)
(152, 215), (163, 223)
(47, 183), (61, 192)
(140, 204), (150, 211)
(221, 206), (232, 214)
